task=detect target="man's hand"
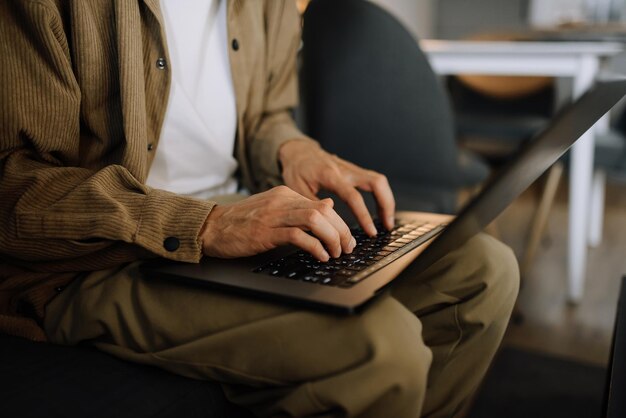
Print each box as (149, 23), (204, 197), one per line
(201, 186), (356, 262)
(279, 140), (395, 236)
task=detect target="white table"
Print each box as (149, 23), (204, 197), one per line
(421, 40), (623, 303)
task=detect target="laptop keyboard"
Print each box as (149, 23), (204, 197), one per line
(252, 220), (443, 288)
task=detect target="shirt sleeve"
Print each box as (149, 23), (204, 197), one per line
(0, 2), (214, 269)
(246, 0), (319, 190)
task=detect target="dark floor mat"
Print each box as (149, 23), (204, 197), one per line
(467, 347), (607, 418)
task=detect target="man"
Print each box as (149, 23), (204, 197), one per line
(0, 1), (519, 417)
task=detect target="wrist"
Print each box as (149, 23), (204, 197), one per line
(199, 205), (224, 253)
(278, 139), (320, 169)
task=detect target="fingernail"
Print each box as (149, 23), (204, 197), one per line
(321, 250), (330, 262)
(346, 237), (356, 253)
(387, 216), (395, 229)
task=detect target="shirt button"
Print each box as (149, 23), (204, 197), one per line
(156, 57), (167, 70)
(147, 143), (154, 151)
(231, 38), (239, 51)
(163, 237), (180, 252)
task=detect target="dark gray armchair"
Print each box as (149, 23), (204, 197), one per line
(297, 0), (489, 215)
(0, 334), (253, 418)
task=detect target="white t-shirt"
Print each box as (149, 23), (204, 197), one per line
(146, 0), (238, 199)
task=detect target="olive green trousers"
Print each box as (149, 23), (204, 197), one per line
(44, 233), (518, 418)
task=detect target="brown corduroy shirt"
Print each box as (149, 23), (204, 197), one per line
(0, 0), (314, 341)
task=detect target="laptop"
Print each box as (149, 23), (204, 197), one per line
(142, 76), (626, 313)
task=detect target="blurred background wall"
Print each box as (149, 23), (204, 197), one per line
(436, 0), (529, 39)
(369, 0), (435, 39)
(371, 0), (626, 40)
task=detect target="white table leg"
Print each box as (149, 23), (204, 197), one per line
(588, 113), (610, 247)
(588, 169), (606, 247)
(567, 55), (599, 303)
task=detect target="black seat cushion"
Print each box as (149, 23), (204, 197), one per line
(0, 334), (254, 418)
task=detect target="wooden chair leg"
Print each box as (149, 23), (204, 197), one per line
(520, 162), (564, 277)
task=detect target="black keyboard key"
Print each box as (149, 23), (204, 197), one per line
(415, 224), (434, 232)
(302, 275), (320, 283)
(320, 277), (334, 285)
(284, 265), (309, 279)
(252, 219), (442, 287)
(344, 264), (363, 271)
(394, 238), (413, 244)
